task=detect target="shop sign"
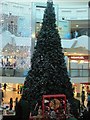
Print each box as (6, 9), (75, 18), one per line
(69, 56), (88, 60)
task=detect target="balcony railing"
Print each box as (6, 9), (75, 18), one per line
(0, 67), (29, 77)
(0, 67), (90, 77)
(69, 69), (90, 77)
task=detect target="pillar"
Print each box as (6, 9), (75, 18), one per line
(76, 83), (81, 97)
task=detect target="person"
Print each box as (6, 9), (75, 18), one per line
(9, 97), (13, 110)
(38, 106), (42, 116)
(15, 100), (23, 120)
(2, 62), (6, 76)
(81, 91), (85, 106)
(15, 98), (30, 120)
(13, 62), (16, 76)
(3, 83), (7, 91)
(87, 93), (90, 111)
(82, 107), (90, 120)
(20, 85), (23, 94)
(17, 85), (19, 94)
(2, 89), (4, 102)
(74, 30), (78, 38)
(15, 97), (18, 112)
(0, 89), (3, 106)
(44, 106), (50, 119)
(49, 108), (56, 120)
(0, 83), (1, 88)
(71, 98), (80, 119)
(15, 97), (18, 105)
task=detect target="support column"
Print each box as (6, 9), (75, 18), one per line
(68, 57), (71, 76)
(76, 83), (81, 97)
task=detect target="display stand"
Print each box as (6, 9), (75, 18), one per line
(29, 94), (66, 120)
(42, 94), (66, 118)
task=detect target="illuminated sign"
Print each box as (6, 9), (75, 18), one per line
(69, 56), (88, 60)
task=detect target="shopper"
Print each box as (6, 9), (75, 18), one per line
(49, 108), (56, 120)
(15, 98), (30, 120)
(87, 93), (90, 111)
(0, 83), (1, 88)
(0, 89), (3, 106)
(74, 30), (78, 38)
(82, 107), (90, 120)
(9, 97), (13, 110)
(17, 85), (19, 94)
(15, 100), (23, 120)
(81, 91), (85, 106)
(15, 97), (18, 112)
(3, 83), (7, 91)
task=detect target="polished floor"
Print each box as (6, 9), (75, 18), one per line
(3, 90), (21, 103)
(2, 88), (21, 110)
(0, 87), (21, 119)
(2, 87), (88, 109)
(0, 87), (88, 120)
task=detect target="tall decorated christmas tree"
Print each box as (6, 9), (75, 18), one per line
(22, 0), (74, 114)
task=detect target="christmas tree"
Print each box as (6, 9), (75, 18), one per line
(22, 0), (74, 114)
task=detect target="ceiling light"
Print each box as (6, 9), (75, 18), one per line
(76, 24), (79, 27)
(16, 50), (19, 52)
(32, 33), (35, 39)
(0, 19), (4, 22)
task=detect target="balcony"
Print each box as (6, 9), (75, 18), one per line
(69, 69), (90, 77)
(0, 67), (29, 77)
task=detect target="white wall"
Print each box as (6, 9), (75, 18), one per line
(71, 77), (90, 83)
(2, 0), (90, 4)
(0, 76), (25, 84)
(0, 76), (89, 84)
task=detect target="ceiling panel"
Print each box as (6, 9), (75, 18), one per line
(2, 0), (90, 3)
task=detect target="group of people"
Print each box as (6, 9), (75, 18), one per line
(17, 85), (23, 94)
(13, 97), (90, 120)
(0, 83), (19, 112)
(3, 91), (90, 120)
(9, 97), (19, 111)
(42, 94), (90, 120)
(81, 91), (90, 111)
(1, 83), (90, 120)
(78, 91), (90, 120)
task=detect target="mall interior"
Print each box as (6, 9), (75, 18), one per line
(0, 0), (90, 114)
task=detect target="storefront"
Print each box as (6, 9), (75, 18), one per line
(68, 55), (90, 77)
(69, 55), (90, 97)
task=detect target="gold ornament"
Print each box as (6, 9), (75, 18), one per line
(49, 98), (60, 110)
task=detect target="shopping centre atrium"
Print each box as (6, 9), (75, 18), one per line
(0, 0), (90, 99)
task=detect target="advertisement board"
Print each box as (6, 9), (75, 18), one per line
(58, 20), (71, 39)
